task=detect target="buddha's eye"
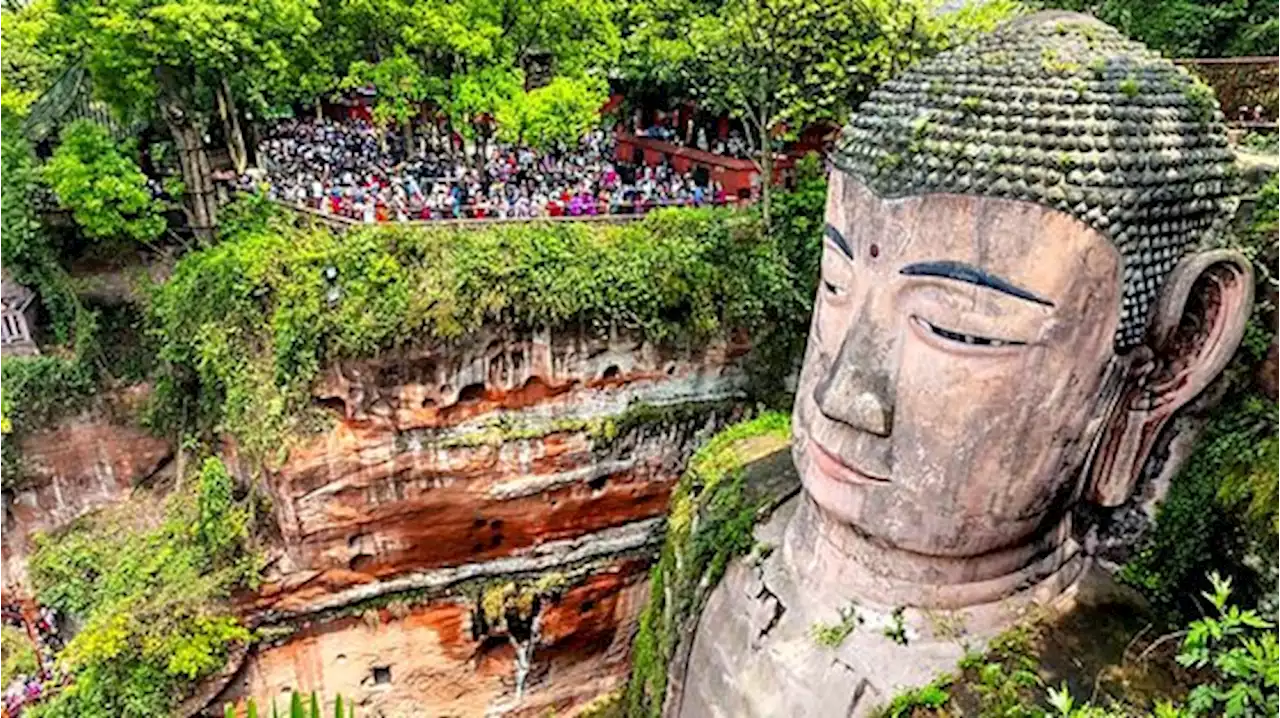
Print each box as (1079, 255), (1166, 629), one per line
(913, 316), (1026, 348)
(823, 280), (843, 296)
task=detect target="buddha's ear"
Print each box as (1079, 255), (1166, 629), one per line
(1088, 249), (1254, 506)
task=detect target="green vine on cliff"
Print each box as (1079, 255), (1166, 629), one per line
(625, 411), (791, 717)
(147, 196), (817, 464)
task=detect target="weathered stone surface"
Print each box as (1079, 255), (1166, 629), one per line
(5, 324), (749, 716)
(2, 396), (172, 588)
(214, 557), (649, 718)
(677, 14), (1255, 716)
(221, 326), (750, 714)
(259, 326), (749, 615)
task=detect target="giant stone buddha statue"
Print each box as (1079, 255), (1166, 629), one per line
(677, 12), (1253, 717)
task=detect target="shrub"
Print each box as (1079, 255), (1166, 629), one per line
(147, 206), (813, 462)
(41, 120), (166, 244)
(26, 457), (263, 718)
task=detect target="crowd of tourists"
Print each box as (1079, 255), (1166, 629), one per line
(236, 117), (733, 222)
(2, 602), (62, 718)
(626, 104), (755, 159)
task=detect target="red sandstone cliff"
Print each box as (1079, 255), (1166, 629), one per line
(3, 326), (751, 717)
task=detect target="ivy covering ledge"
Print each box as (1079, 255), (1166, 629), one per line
(147, 192), (821, 462)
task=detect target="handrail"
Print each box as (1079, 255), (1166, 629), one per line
(1174, 56), (1279, 65)
(267, 197), (748, 231)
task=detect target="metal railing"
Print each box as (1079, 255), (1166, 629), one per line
(269, 196), (751, 231)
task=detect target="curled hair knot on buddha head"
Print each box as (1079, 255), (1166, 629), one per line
(832, 11), (1239, 350)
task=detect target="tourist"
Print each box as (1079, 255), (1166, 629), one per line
(238, 117), (725, 222)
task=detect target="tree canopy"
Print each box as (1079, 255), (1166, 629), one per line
(0, 0), (68, 116)
(42, 120), (168, 244)
(623, 0), (1016, 224)
(1044, 0), (1279, 57)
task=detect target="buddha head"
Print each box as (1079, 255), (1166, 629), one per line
(792, 12), (1253, 562)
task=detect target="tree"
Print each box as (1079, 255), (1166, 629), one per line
(445, 64), (524, 162)
(495, 75), (609, 152)
(1043, 0), (1278, 57)
(618, 0), (719, 96)
(633, 0), (1015, 228)
(343, 50), (437, 152)
(1, 110), (85, 344)
(0, 0), (70, 116)
(57, 0), (320, 242)
(42, 120), (168, 244)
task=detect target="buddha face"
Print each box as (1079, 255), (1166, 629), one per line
(792, 171), (1125, 557)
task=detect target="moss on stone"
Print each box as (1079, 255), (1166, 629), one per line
(624, 411), (791, 718)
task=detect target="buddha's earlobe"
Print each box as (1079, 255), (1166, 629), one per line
(1088, 249), (1254, 506)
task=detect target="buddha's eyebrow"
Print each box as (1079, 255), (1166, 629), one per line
(824, 224), (853, 259)
(900, 260), (1054, 307)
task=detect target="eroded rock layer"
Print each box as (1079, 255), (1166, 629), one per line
(3, 325), (751, 717)
(229, 326), (751, 715)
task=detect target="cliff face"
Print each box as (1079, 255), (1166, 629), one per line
(222, 326), (752, 715)
(2, 325), (751, 717)
(2, 385), (173, 588)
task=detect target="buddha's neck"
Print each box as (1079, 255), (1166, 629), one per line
(780, 494), (1080, 610)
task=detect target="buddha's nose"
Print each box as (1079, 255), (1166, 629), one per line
(814, 323), (896, 437)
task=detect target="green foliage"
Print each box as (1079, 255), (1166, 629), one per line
(1045, 684), (1128, 717)
(0, 0), (69, 116)
(940, 623), (1046, 716)
(744, 153), (826, 404)
(1121, 389), (1259, 614)
(343, 50), (435, 133)
(1236, 132), (1278, 157)
(626, 0), (1017, 148)
(883, 606), (909, 646)
(1040, 0), (1278, 57)
(0, 110), (83, 343)
(0, 111), (107, 483)
(1175, 573), (1278, 717)
(58, 0), (321, 124)
(1243, 173), (1278, 250)
(42, 120), (167, 243)
(234, 692), (351, 718)
(875, 674), (953, 718)
(1, 625), (40, 686)
(26, 457), (262, 718)
(625, 411), (791, 717)
(876, 573), (1280, 717)
(147, 206), (807, 461)
(810, 602), (863, 648)
(495, 75), (610, 151)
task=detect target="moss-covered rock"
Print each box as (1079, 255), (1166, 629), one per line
(624, 411), (793, 717)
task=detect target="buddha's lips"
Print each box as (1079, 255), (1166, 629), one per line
(807, 440), (890, 485)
